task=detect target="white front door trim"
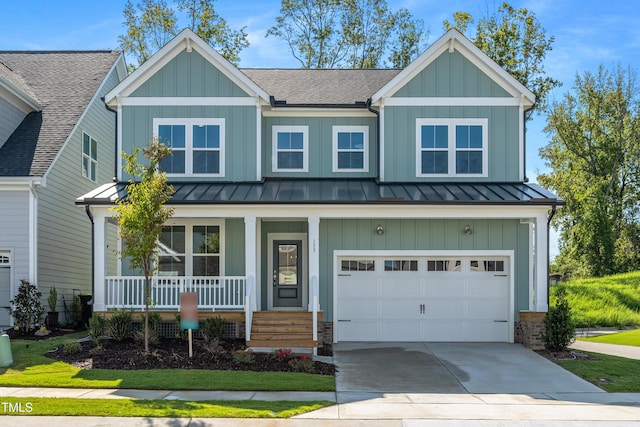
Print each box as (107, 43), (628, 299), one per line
(333, 249), (515, 343)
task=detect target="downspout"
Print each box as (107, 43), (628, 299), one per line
(366, 98), (380, 181)
(546, 204), (557, 307)
(84, 204), (95, 303)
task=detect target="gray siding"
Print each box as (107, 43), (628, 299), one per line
(263, 116), (377, 178)
(121, 105), (258, 182)
(131, 50), (250, 97)
(394, 50), (511, 97)
(0, 97), (27, 149)
(37, 62), (122, 309)
(318, 218), (529, 322)
(383, 105), (520, 182)
(0, 190), (30, 297)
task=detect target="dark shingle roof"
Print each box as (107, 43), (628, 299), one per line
(241, 68), (401, 105)
(77, 179), (563, 207)
(0, 51), (121, 177)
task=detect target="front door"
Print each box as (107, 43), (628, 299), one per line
(272, 240), (303, 308)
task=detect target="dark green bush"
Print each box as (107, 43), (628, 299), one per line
(109, 309), (133, 341)
(87, 313), (108, 344)
(201, 316), (226, 342)
(8, 279), (44, 332)
(544, 288), (576, 352)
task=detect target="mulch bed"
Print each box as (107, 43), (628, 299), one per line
(535, 349), (599, 361)
(43, 335), (335, 375)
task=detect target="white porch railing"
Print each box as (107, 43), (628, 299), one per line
(105, 276), (246, 310)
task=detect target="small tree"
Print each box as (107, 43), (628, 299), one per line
(8, 279), (45, 332)
(111, 139), (174, 352)
(543, 288), (576, 352)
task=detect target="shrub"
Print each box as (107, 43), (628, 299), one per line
(8, 279), (45, 332)
(202, 338), (226, 362)
(47, 286), (57, 312)
(135, 312), (162, 346)
(70, 295), (82, 327)
(109, 309), (133, 341)
(174, 313), (188, 340)
(201, 316), (226, 342)
(272, 348), (292, 362)
(63, 341), (81, 355)
(87, 313), (108, 344)
(233, 348), (254, 364)
(544, 288), (576, 352)
(288, 355), (313, 373)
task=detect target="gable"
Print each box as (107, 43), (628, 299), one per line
(393, 50), (511, 98)
(131, 50), (251, 98)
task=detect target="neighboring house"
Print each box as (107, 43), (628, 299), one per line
(0, 51), (126, 328)
(77, 29), (562, 350)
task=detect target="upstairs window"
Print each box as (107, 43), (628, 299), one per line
(417, 119), (488, 177)
(272, 126), (308, 172)
(82, 132), (98, 181)
(333, 126), (369, 172)
(154, 118), (224, 177)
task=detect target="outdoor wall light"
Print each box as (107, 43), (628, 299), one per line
(376, 225), (384, 235)
(463, 225), (473, 236)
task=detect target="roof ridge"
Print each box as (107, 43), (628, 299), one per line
(0, 50), (121, 54)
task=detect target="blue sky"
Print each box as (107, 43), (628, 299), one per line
(2, 0), (639, 255)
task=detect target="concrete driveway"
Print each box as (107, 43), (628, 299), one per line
(334, 342), (603, 395)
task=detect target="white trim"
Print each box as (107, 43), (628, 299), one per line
(81, 131), (98, 182)
(332, 125), (369, 173)
(28, 182), (37, 283)
(93, 211), (107, 311)
(332, 249), (515, 344)
(416, 118), (488, 178)
(118, 97), (258, 106)
(272, 125), (309, 173)
(105, 29), (269, 105)
(308, 216), (320, 312)
(384, 97), (522, 107)
(153, 118), (225, 177)
(0, 178), (42, 189)
(535, 214), (549, 312)
(117, 100), (123, 181)
(372, 29), (535, 105)
(380, 104), (385, 181)
(519, 95), (525, 181)
(267, 232), (308, 311)
(256, 101), (262, 180)
(262, 109), (375, 117)
(0, 80), (40, 113)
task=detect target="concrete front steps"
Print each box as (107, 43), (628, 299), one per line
(247, 311), (320, 351)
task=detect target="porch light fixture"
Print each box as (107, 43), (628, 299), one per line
(376, 225), (384, 235)
(463, 225), (473, 236)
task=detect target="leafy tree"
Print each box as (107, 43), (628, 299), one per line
(444, 2), (560, 119)
(267, 0), (425, 69)
(119, 0), (248, 70)
(539, 65), (640, 277)
(111, 140), (175, 352)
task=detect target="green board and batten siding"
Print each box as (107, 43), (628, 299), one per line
(121, 105), (257, 182)
(263, 116), (377, 178)
(318, 218), (530, 322)
(393, 50), (511, 98)
(130, 50), (249, 98)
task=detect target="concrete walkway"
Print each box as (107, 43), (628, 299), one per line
(570, 340), (640, 360)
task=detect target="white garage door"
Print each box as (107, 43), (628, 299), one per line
(336, 256), (511, 342)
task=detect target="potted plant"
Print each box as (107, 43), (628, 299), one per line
(47, 286), (58, 329)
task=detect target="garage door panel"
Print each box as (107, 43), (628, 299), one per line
(337, 256), (511, 343)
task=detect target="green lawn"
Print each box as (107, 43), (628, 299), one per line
(0, 397), (332, 418)
(0, 333), (334, 392)
(551, 271), (640, 327)
(556, 352), (640, 392)
(579, 328), (640, 347)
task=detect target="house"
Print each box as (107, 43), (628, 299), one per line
(76, 29), (562, 350)
(0, 51), (126, 328)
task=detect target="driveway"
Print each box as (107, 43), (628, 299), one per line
(334, 342), (603, 395)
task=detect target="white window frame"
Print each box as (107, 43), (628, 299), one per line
(153, 118), (225, 177)
(82, 131), (98, 181)
(332, 125), (369, 172)
(158, 219), (225, 277)
(272, 125), (309, 172)
(416, 118), (488, 178)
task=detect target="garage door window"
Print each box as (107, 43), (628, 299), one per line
(427, 260), (461, 271)
(341, 260), (375, 271)
(470, 260), (505, 272)
(384, 260), (418, 271)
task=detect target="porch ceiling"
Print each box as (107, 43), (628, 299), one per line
(76, 179), (562, 207)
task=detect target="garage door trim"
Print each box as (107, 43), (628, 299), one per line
(333, 250), (515, 343)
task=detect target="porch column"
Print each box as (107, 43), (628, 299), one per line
(534, 213), (549, 312)
(93, 211), (107, 312)
(244, 216), (257, 311)
(308, 216), (320, 310)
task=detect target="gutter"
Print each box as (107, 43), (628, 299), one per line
(366, 98), (381, 182)
(269, 96), (369, 109)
